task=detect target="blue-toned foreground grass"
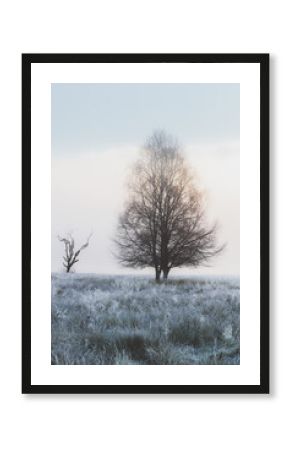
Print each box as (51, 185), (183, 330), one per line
(51, 274), (240, 365)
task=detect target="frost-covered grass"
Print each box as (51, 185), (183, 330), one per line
(51, 274), (240, 365)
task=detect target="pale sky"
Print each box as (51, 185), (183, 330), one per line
(51, 83), (240, 276)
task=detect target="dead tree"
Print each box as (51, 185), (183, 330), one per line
(58, 233), (92, 273)
(115, 131), (224, 281)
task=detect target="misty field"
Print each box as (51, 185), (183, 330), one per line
(51, 274), (240, 365)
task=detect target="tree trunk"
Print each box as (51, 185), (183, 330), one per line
(155, 268), (161, 282)
(163, 268), (170, 281)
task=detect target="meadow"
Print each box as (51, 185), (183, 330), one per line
(51, 274), (240, 365)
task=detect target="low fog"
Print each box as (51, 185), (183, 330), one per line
(52, 141), (239, 275)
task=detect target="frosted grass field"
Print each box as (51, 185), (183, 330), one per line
(51, 274), (240, 365)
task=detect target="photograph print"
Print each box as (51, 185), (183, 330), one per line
(23, 54), (269, 393)
(51, 82), (240, 366)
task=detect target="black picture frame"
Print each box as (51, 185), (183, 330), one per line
(22, 53), (269, 394)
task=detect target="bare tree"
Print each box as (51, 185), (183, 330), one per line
(58, 233), (92, 273)
(115, 131), (224, 281)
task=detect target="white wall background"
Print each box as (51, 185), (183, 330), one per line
(0, 1), (285, 449)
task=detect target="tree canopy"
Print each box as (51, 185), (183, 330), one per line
(115, 131), (223, 280)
